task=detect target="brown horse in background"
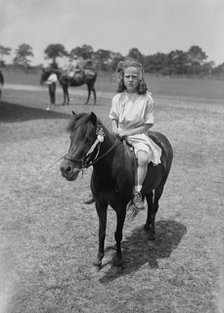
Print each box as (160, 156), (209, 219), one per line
(40, 68), (97, 106)
(60, 112), (173, 268)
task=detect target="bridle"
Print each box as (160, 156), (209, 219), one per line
(64, 126), (122, 172)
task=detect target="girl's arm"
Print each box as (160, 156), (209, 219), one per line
(111, 119), (119, 135)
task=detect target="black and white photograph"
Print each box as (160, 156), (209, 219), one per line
(0, 1), (223, 312)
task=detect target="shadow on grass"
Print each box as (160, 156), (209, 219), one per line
(99, 219), (187, 283)
(0, 101), (70, 122)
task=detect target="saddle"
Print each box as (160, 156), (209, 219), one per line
(64, 70), (85, 85)
(122, 138), (137, 186)
(71, 70), (85, 82)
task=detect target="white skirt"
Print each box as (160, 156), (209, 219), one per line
(127, 133), (162, 165)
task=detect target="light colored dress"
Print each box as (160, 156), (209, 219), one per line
(109, 91), (162, 165)
(46, 73), (57, 85)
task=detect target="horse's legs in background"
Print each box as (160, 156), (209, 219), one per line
(92, 87), (96, 105)
(114, 208), (126, 266)
(66, 86), (70, 105)
(93, 201), (108, 267)
(84, 84), (91, 105)
(62, 85), (69, 105)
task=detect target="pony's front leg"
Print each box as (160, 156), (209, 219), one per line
(114, 208), (126, 267)
(93, 201), (108, 267)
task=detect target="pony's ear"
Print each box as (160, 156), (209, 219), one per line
(89, 112), (97, 126)
(72, 111), (76, 115)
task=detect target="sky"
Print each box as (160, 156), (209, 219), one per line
(1, 0), (224, 66)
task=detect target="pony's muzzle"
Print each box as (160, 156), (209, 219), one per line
(60, 160), (79, 181)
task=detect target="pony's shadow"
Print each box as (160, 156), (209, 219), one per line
(99, 219), (187, 283)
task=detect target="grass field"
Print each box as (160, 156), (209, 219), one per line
(0, 71), (224, 313)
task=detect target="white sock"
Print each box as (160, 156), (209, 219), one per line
(134, 185), (142, 193)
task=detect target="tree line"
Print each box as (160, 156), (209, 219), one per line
(0, 43), (224, 77)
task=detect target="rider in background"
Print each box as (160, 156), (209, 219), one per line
(66, 56), (83, 84)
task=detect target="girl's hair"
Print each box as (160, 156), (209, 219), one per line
(116, 60), (148, 95)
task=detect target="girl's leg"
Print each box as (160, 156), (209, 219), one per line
(133, 151), (150, 210)
(135, 150), (150, 192)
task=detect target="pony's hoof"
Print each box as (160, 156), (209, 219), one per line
(113, 255), (122, 267)
(144, 224), (150, 231)
(148, 232), (156, 241)
(93, 258), (102, 267)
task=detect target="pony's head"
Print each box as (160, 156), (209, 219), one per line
(60, 112), (100, 181)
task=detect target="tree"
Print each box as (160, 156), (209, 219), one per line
(0, 45), (11, 66)
(94, 49), (112, 70)
(70, 44), (94, 60)
(110, 52), (124, 71)
(186, 45), (207, 75)
(44, 44), (67, 68)
(167, 50), (188, 75)
(13, 44), (33, 68)
(127, 48), (144, 63)
(211, 62), (224, 77)
(144, 52), (168, 73)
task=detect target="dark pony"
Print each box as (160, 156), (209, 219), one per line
(60, 112), (173, 267)
(40, 68), (97, 106)
(0, 70), (4, 98)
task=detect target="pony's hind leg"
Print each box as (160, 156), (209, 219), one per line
(145, 181), (166, 241)
(144, 191), (154, 232)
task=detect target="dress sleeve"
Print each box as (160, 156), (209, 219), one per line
(144, 94), (155, 124)
(109, 95), (119, 120)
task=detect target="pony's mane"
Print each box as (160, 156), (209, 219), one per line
(66, 113), (88, 132)
(66, 113), (105, 135)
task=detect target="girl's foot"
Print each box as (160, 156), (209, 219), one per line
(133, 192), (144, 210)
(84, 193), (95, 204)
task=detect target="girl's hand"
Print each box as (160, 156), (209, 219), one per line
(118, 130), (129, 137)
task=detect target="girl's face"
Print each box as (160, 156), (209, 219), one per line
(123, 66), (140, 93)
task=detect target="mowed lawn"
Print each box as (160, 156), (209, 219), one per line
(0, 71), (224, 313)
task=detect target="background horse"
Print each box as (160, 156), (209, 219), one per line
(40, 68), (97, 106)
(60, 112), (173, 267)
(0, 70), (4, 99)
